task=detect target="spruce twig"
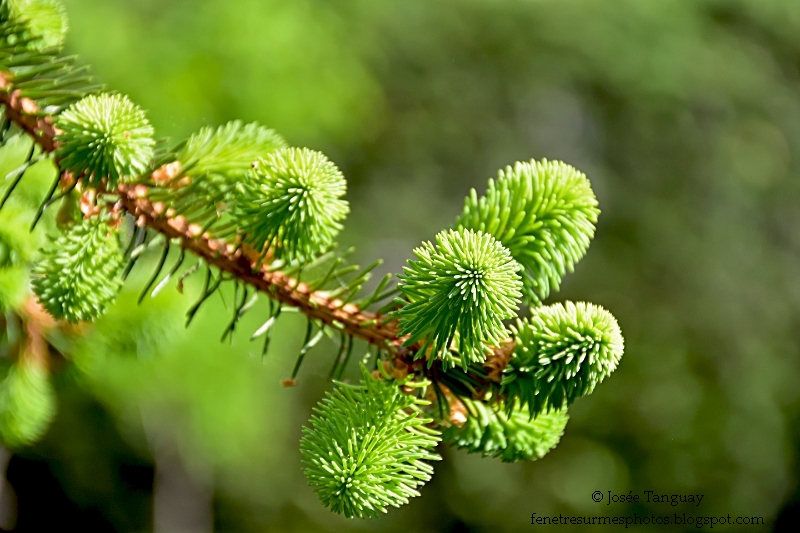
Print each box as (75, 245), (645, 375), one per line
(0, 73), (517, 380)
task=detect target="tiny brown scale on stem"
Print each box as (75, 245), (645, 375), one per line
(1, 74), (515, 401)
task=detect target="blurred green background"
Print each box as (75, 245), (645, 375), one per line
(4, 0), (800, 531)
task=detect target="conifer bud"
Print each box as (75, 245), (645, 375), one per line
(504, 301), (624, 415)
(2, 0), (68, 51)
(442, 400), (568, 462)
(394, 228), (522, 369)
(234, 147), (349, 262)
(56, 93), (155, 188)
(31, 217), (124, 323)
(457, 159), (599, 305)
(0, 357), (55, 448)
(300, 368), (441, 519)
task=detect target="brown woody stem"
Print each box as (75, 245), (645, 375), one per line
(1, 78), (513, 386)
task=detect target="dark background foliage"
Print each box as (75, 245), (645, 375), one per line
(3, 0), (800, 531)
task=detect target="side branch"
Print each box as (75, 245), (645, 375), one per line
(117, 183), (399, 345)
(1, 79), (513, 382)
(0, 76), (58, 152)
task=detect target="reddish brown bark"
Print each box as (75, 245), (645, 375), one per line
(1, 78), (513, 383)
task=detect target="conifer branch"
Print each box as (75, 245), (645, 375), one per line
(116, 182), (401, 346)
(0, 297), (60, 447)
(0, 67), (516, 379)
(0, 74), (57, 151)
(0, 2), (625, 517)
(19, 295), (55, 369)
